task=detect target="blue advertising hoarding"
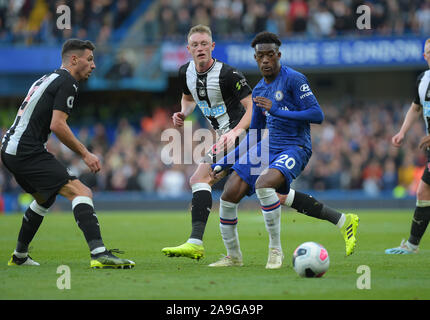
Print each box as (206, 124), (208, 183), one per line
(161, 36), (428, 72)
(0, 36), (427, 95)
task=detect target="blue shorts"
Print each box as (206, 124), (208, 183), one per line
(232, 140), (311, 196)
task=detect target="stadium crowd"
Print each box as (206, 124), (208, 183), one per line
(0, 0), (140, 45)
(1, 0), (430, 45)
(0, 99), (427, 199)
(140, 0), (430, 42)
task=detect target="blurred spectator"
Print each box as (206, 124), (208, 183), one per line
(158, 164), (187, 197)
(309, 3), (335, 37)
(106, 52), (134, 80)
(287, 0), (308, 34)
(415, 0), (430, 34)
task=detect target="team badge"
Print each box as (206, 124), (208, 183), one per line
(275, 90), (283, 101)
(199, 88), (206, 97)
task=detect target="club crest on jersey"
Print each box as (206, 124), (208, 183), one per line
(275, 90), (283, 101)
(199, 88), (206, 97)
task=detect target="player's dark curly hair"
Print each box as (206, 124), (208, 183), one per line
(251, 32), (281, 48)
(61, 39), (95, 59)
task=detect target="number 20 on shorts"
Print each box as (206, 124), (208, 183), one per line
(274, 154), (296, 169)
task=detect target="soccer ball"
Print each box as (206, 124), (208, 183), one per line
(292, 242), (329, 278)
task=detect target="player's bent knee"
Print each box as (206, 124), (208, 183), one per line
(417, 181), (430, 201)
(59, 179), (93, 201)
(189, 164), (212, 186)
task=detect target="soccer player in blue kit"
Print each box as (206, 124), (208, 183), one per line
(209, 32), (359, 268)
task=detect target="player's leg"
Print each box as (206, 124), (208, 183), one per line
(8, 194), (56, 266)
(1, 152), (48, 266)
(386, 179), (430, 254)
(209, 172), (249, 267)
(255, 168), (285, 269)
(189, 162), (214, 245)
(59, 179), (135, 268)
(161, 162), (213, 260)
(278, 189), (359, 256)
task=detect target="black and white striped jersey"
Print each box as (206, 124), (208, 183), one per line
(415, 69), (430, 134)
(1, 69), (78, 156)
(179, 59), (252, 135)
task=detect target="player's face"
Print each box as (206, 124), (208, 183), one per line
(187, 32), (215, 71)
(424, 43), (430, 67)
(254, 43), (281, 81)
(75, 49), (96, 81)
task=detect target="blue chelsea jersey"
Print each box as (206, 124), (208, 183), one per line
(251, 65), (322, 152)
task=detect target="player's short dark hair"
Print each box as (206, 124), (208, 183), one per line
(61, 39), (95, 59)
(251, 32), (281, 48)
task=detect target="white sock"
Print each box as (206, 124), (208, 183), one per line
(187, 238), (203, 246)
(219, 199), (241, 258)
(406, 240), (418, 250)
(90, 246), (106, 255)
(14, 250), (28, 258)
(256, 188), (282, 250)
(282, 189), (295, 207)
(336, 214), (346, 229)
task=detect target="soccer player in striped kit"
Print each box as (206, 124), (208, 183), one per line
(161, 25), (253, 260)
(386, 38), (430, 254)
(2, 39), (134, 269)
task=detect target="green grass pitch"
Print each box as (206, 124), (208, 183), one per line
(1, 209), (429, 300)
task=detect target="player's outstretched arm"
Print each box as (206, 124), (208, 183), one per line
(50, 110), (101, 173)
(269, 103), (324, 124)
(392, 102), (422, 147)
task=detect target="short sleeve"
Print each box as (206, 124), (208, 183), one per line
(414, 72), (424, 105)
(225, 68), (252, 101)
(179, 63), (191, 95)
(53, 78), (78, 115)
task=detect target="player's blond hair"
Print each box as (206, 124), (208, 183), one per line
(187, 25), (212, 41)
(426, 38), (430, 47)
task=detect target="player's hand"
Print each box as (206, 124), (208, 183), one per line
(419, 135), (430, 150)
(209, 165), (228, 184)
(391, 132), (404, 147)
(172, 112), (185, 127)
(214, 129), (240, 154)
(254, 96), (272, 112)
(83, 152), (101, 173)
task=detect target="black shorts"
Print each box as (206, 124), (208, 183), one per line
(1, 150), (76, 203)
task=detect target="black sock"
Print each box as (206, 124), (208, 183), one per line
(16, 208), (44, 253)
(73, 203), (104, 251)
(291, 191), (341, 225)
(320, 205), (343, 225)
(408, 206), (430, 245)
(189, 190), (212, 241)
